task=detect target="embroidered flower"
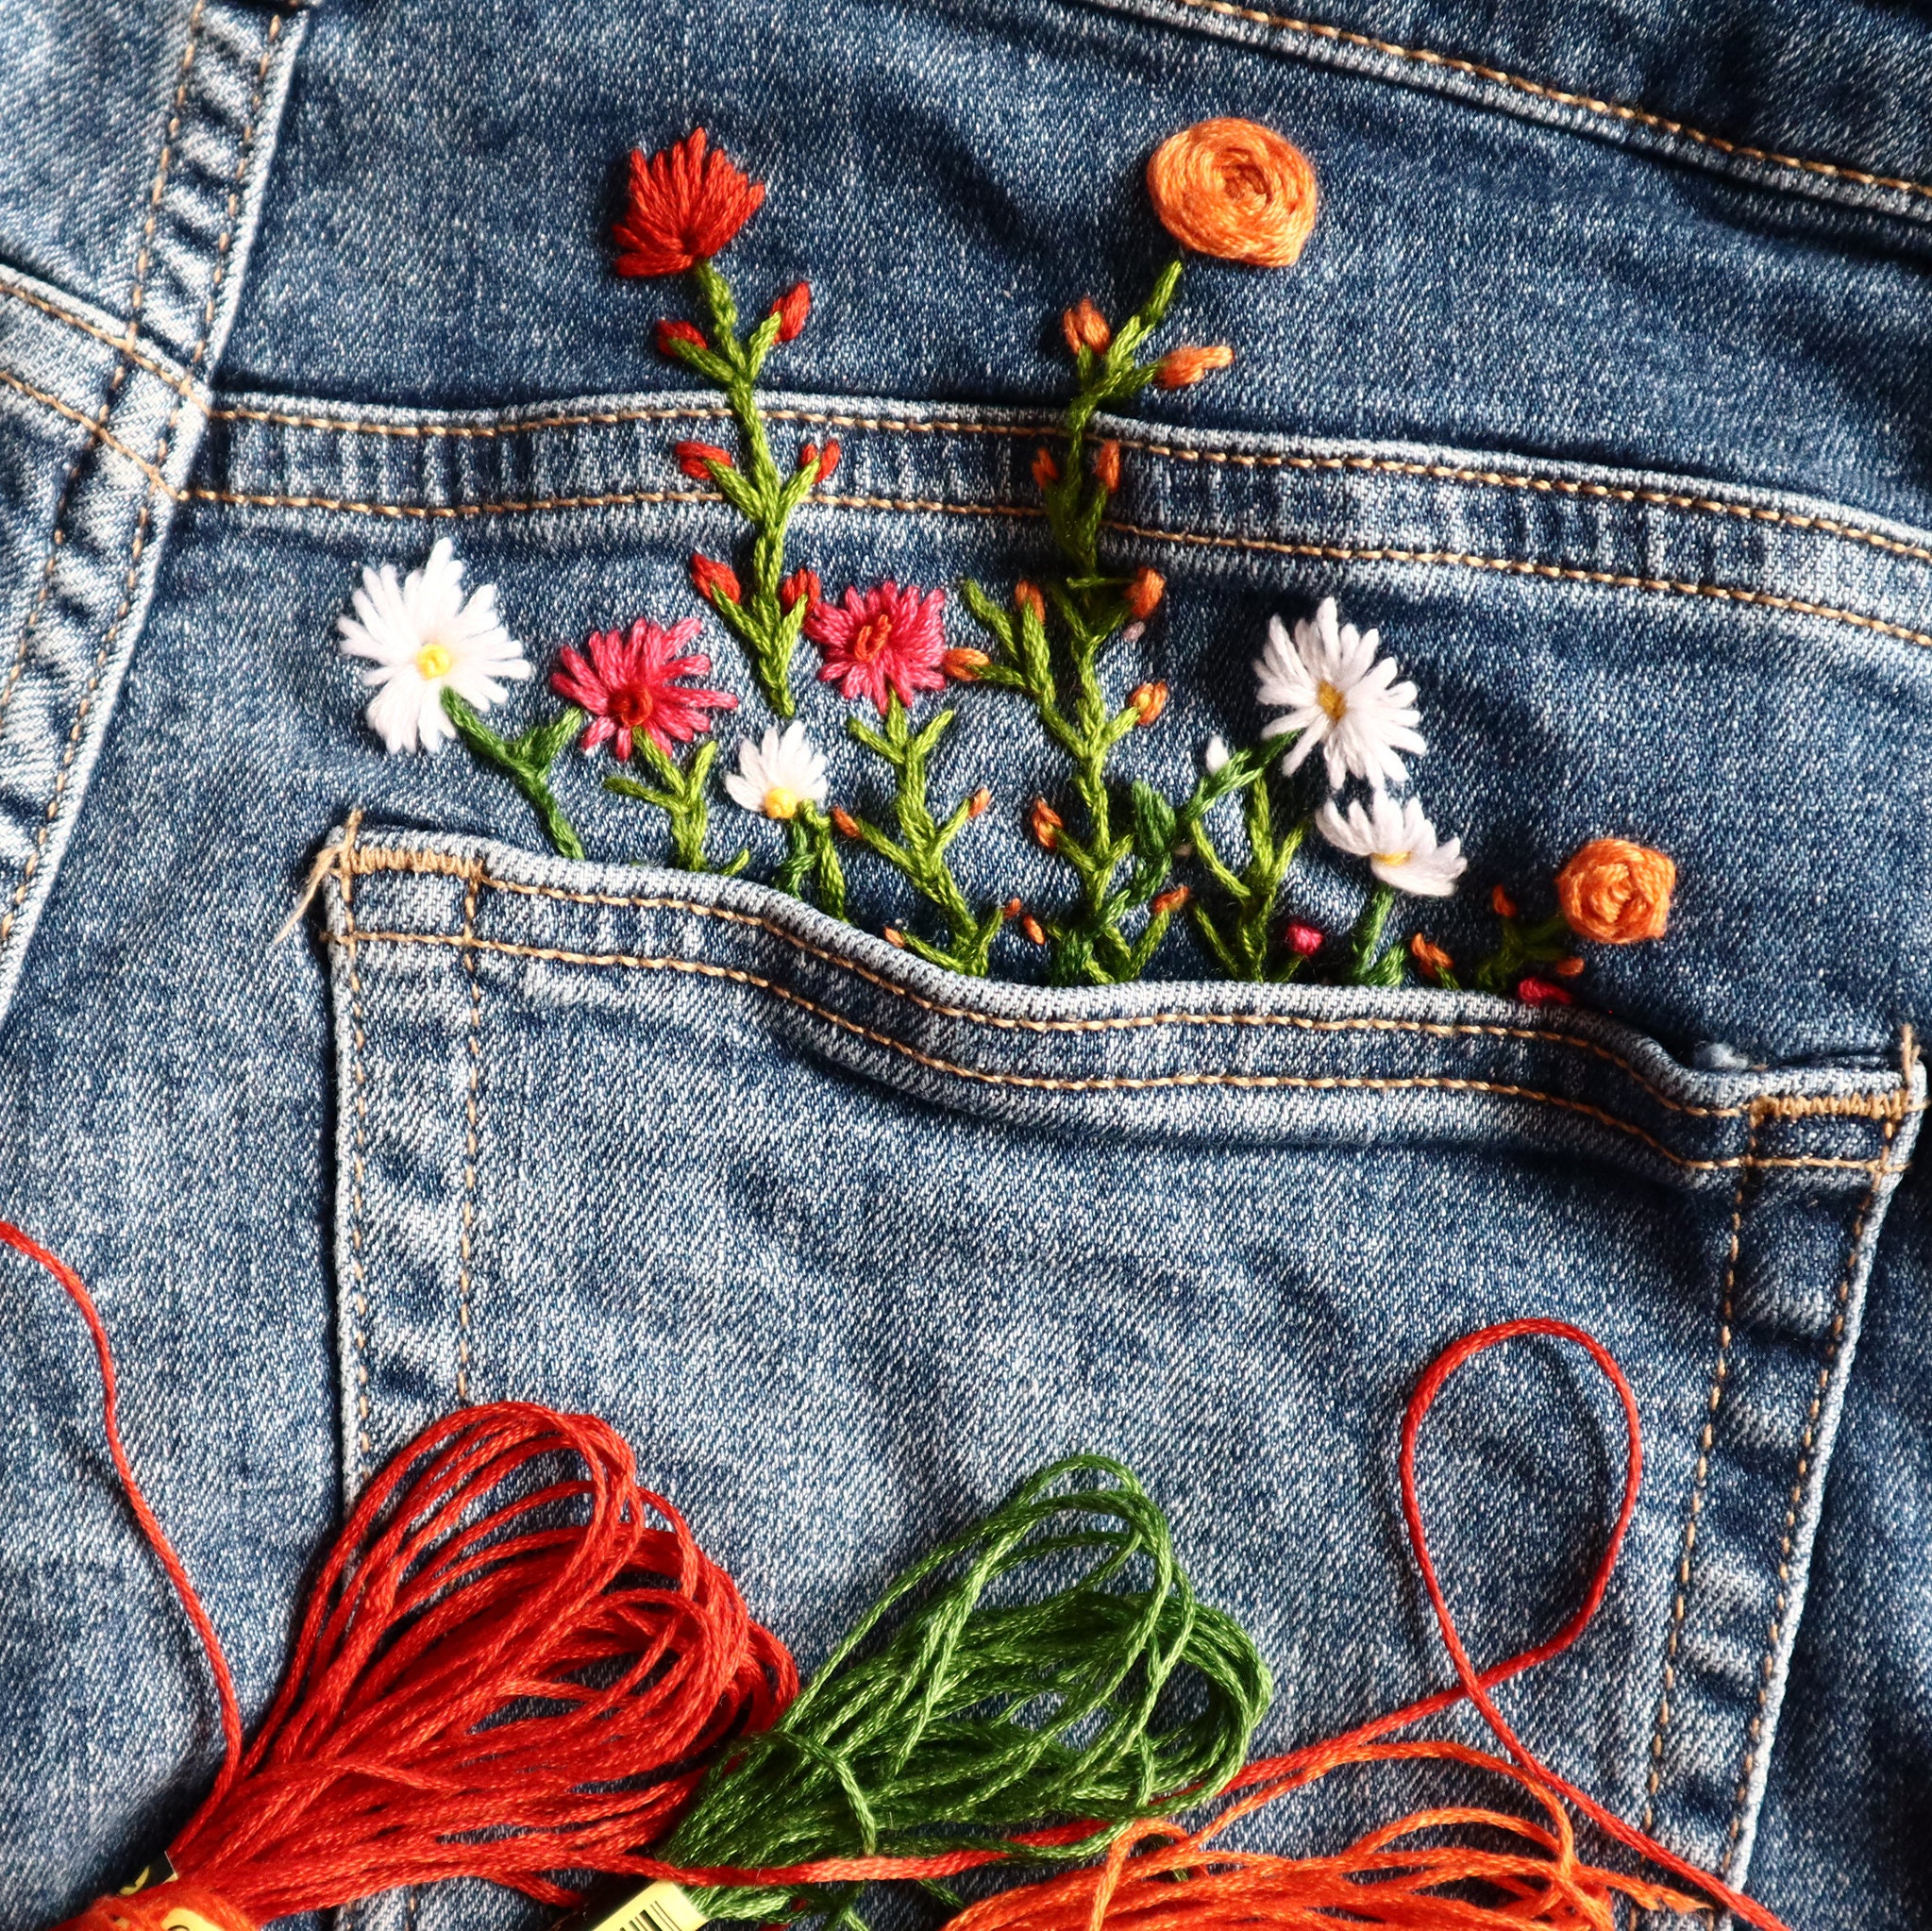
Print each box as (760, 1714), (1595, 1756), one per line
(807, 581), (949, 714)
(1203, 734), (1231, 775)
(724, 722), (828, 820)
(614, 128), (764, 277)
(337, 539), (530, 755)
(1147, 118), (1319, 268)
(1555, 839), (1676, 943)
(550, 616), (737, 762)
(1256, 597), (1426, 791)
(1317, 793), (1466, 897)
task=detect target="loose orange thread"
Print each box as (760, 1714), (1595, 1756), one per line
(1147, 117), (1319, 267)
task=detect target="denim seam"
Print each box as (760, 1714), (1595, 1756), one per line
(457, 867), (483, 1406)
(341, 926), (1894, 1176)
(9, 278), (1932, 568)
(1721, 1115), (1899, 1874)
(0, 0), (209, 743)
(341, 848), (1921, 1127)
(0, 13), (284, 956)
(1137, 0), (1932, 206)
(1639, 1122), (1759, 1832)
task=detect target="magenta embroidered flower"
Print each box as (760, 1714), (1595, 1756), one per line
(550, 616), (737, 761)
(806, 581), (949, 715)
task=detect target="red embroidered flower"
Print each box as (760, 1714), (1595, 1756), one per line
(550, 617), (737, 761)
(806, 581), (949, 715)
(771, 282), (812, 342)
(614, 129), (765, 278)
(1516, 976), (1575, 1007)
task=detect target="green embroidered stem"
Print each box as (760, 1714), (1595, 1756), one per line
(666, 259), (823, 716)
(443, 692), (586, 861)
(959, 261), (1213, 986)
(1187, 755), (1312, 982)
(1343, 884), (1405, 986)
(603, 738), (749, 875)
(657, 1454), (1271, 1929)
(775, 804), (846, 918)
(1467, 909), (1572, 993)
(840, 696), (1005, 975)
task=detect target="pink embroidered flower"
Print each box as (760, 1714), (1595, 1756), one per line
(550, 617), (737, 761)
(806, 581), (949, 715)
(613, 129), (765, 277)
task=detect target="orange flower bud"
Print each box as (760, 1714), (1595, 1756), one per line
(1029, 798), (1064, 850)
(689, 553), (741, 605)
(883, 926), (907, 949)
(1015, 580), (1047, 622)
(674, 440), (733, 480)
(771, 280), (812, 342)
(966, 786), (993, 818)
(816, 439), (842, 483)
(1020, 915), (1048, 946)
(1491, 884), (1518, 919)
(780, 567), (821, 613)
(1555, 839), (1676, 944)
(1128, 681), (1168, 728)
(831, 807), (862, 839)
(1123, 568), (1166, 621)
(1147, 119), (1319, 267)
(1154, 344), (1235, 391)
(1061, 297), (1113, 355)
(942, 646), (991, 681)
(1410, 933), (1453, 980)
(1553, 955), (1588, 977)
(1003, 897), (1024, 917)
(1151, 885), (1190, 916)
(1093, 440), (1122, 493)
(1032, 446), (1060, 491)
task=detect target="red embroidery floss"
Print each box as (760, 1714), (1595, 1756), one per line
(2, 1223), (796, 1931)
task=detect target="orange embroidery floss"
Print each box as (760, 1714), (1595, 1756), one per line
(1147, 118), (1319, 267)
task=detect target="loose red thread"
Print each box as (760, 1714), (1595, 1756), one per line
(3, 1222), (795, 1930)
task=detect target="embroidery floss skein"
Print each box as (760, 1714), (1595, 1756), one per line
(925, 1319), (1797, 1931)
(2, 1222), (796, 1931)
(573, 1453), (1274, 1931)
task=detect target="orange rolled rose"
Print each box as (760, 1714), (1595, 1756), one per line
(1147, 118), (1318, 268)
(1555, 840), (1676, 944)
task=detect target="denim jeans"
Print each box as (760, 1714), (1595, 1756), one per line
(4, 1), (1931, 1927)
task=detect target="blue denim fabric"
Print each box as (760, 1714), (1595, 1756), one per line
(4, 2), (1932, 1929)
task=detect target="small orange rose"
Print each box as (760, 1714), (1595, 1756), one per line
(1147, 118), (1318, 268)
(1554, 839), (1676, 944)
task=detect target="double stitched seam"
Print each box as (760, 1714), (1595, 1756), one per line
(343, 846), (1922, 1127)
(1722, 1114), (1902, 1872)
(10, 280), (1932, 571)
(1640, 1114), (1761, 1830)
(337, 926), (1891, 1176)
(457, 866), (485, 1405)
(0, 0), (208, 743)
(339, 814), (375, 1478)
(0, 14), (283, 952)
(1143, 0), (1932, 203)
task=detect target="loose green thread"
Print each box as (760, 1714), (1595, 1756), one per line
(604, 739), (750, 876)
(659, 1454), (1271, 1928)
(443, 692), (586, 861)
(666, 260), (828, 717)
(839, 697), (1006, 975)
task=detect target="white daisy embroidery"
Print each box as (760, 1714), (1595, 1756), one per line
(1254, 597), (1426, 791)
(337, 539), (531, 754)
(725, 722), (829, 821)
(1317, 792), (1467, 897)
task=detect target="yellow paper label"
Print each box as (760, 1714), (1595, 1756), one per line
(580, 1882), (709, 1931)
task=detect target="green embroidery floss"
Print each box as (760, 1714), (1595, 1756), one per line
(591, 1455), (1270, 1931)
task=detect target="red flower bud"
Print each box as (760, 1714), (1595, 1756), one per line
(798, 442), (818, 471)
(1410, 933), (1452, 979)
(1517, 976), (1575, 1007)
(1093, 440), (1122, 493)
(816, 439), (841, 484)
(771, 280), (812, 343)
(966, 786), (993, 819)
(656, 318), (708, 358)
(1003, 898), (1024, 918)
(780, 567), (821, 613)
(1287, 923), (1325, 958)
(690, 553), (742, 605)
(1032, 447), (1060, 491)
(674, 440), (733, 480)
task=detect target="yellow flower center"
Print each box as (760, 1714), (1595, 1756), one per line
(1317, 680), (1348, 723)
(413, 641), (454, 680)
(1372, 849), (1410, 866)
(764, 785), (801, 821)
